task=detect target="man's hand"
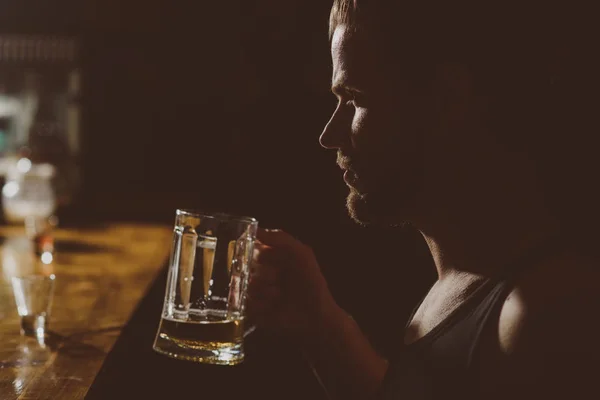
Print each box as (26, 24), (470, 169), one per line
(247, 228), (340, 343)
(247, 228), (388, 399)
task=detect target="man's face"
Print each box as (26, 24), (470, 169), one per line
(320, 26), (429, 226)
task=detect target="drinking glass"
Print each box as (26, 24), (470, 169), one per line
(153, 209), (258, 365)
(11, 274), (56, 346)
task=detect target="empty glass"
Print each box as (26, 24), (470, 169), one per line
(11, 274), (56, 345)
(153, 210), (258, 365)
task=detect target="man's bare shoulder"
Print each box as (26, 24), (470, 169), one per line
(499, 251), (600, 352)
(488, 251), (600, 399)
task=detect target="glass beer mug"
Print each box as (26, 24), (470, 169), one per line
(153, 210), (258, 365)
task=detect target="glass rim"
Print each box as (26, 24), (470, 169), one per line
(176, 209), (258, 225)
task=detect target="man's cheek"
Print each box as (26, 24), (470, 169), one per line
(350, 108), (369, 144)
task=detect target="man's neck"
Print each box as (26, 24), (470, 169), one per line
(414, 154), (561, 280)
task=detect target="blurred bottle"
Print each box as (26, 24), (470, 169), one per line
(1, 153), (58, 256)
(0, 36), (81, 224)
(22, 76), (80, 210)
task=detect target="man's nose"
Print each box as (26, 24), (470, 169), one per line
(319, 105), (350, 150)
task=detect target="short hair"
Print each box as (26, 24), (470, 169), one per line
(328, 2), (593, 98)
(329, 0), (600, 231)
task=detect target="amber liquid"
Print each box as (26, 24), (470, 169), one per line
(158, 314), (244, 350)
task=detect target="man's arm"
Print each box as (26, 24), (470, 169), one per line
(304, 303), (389, 400)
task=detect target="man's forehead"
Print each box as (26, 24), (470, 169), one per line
(331, 25), (348, 57)
(331, 25), (385, 90)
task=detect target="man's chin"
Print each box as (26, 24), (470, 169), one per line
(346, 190), (391, 226)
(346, 190), (369, 226)
(346, 189), (412, 227)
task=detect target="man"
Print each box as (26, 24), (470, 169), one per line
(248, 2), (600, 399)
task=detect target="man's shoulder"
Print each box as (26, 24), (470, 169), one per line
(499, 251), (600, 353)
(485, 252), (600, 399)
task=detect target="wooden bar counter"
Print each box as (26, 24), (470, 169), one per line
(0, 222), (172, 399)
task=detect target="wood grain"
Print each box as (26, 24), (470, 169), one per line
(0, 223), (172, 399)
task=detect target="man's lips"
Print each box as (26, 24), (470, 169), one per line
(338, 161), (352, 171)
(338, 162), (360, 176)
(343, 169), (362, 190)
(337, 154), (366, 191)
(343, 169), (354, 183)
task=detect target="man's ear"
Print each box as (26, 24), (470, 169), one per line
(431, 61), (477, 127)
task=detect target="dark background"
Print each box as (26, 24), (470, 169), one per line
(1, 1), (435, 398)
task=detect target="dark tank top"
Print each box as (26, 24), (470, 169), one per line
(378, 236), (564, 400)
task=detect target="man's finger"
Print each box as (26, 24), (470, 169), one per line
(257, 228), (306, 253)
(253, 244), (290, 265)
(249, 263), (279, 285)
(247, 281), (281, 301)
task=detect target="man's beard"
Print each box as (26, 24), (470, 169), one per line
(346, 189), (372, 226)
(346, 188), (402, 226)
(345, 173), (421, 228)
